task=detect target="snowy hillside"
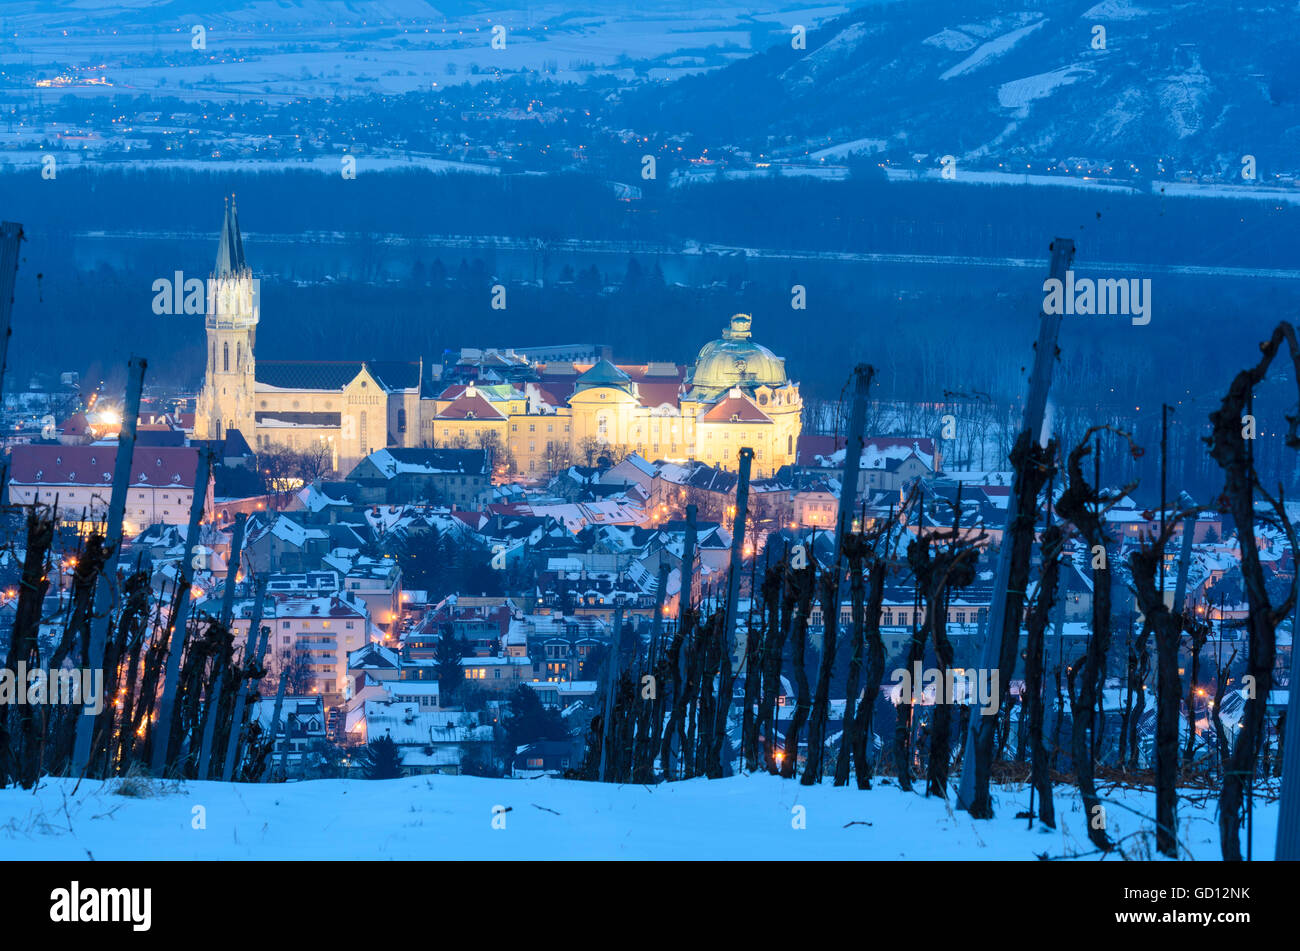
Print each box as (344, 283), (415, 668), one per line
(0, 1), (850, 101)
(626, 0), (1300, 177)
(0, 773), (1276, 860)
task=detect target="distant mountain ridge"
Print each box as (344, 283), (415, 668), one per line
(622, 0), (1300, 179)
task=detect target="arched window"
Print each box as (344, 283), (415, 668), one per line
(223, 341), (230, 373)
(597, 414), (609, 440)
(787, 434), (793, 455)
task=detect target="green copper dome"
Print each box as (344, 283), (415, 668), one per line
(688, 314), (787, 399)
(573, 358), (632, 393)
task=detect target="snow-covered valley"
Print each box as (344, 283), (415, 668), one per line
(0, 773), (1274, 860)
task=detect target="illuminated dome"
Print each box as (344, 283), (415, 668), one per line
(688, 314), (788, 399)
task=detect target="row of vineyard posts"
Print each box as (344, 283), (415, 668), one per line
(577, 240), (1300, 862)
(0, 352), (293, 791)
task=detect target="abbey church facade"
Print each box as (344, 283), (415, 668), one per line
(194, 204), (802, 478)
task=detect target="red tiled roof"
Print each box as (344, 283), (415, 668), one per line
(6, 444), (201, 488)
(700, 394), (772, 423)
(537, 377), (579, 401)
(59, 413), (90, 436)
(538, 364), (685, 403)
(636, 381), (683, 408)
(531, 386), (565, 407)
(797, 434), (844, 459)
(436, 393), (506, 420)
(623, 365), (686, 383)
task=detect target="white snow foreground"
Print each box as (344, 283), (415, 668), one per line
(0, 774), (1272, 860)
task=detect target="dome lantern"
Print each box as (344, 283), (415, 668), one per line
(723, 313), (752, 341)
(688, 314), (787, 399)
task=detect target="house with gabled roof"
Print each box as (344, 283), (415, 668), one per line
(348, 699), (494, 774)
(345, 447), (491, 506)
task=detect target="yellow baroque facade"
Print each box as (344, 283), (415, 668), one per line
(423, 315), (802, 479)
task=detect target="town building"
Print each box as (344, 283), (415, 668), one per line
(5, 444), (211, 534)
(345, 447), (491, 506)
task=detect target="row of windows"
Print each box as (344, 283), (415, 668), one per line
(34, 489), (184, 502)
(878, 610), (988, 626)
(512, 422), (571, 433)
(702, 448), (765, 460)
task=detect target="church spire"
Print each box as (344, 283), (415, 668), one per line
(214, 195), (247, 277)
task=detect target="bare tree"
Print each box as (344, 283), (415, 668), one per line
(965, 430), (1057, 817)
(779, 561), (817, 779)
(577, 436), (601, 467)
(1183, 612), (1212, 763)
(543, 439), (573, 474)
(1024, 522), (1063, 828)
(914, 497), (981, 798)
(475, 429), (514, 476)
(1207, 322), (1300, 861)
(1056, 426), (1138, 852)
(1131, 508), (1198, 858)
(258, 446), (299, 507)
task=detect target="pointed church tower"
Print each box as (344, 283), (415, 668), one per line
(195, 197), (259, 443)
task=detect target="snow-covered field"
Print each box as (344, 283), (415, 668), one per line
(998, 66), (1093, 117)
(939, 19), (1047, 81)
(0, 773), (1273, 860)
(0, 2), (849, 101)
